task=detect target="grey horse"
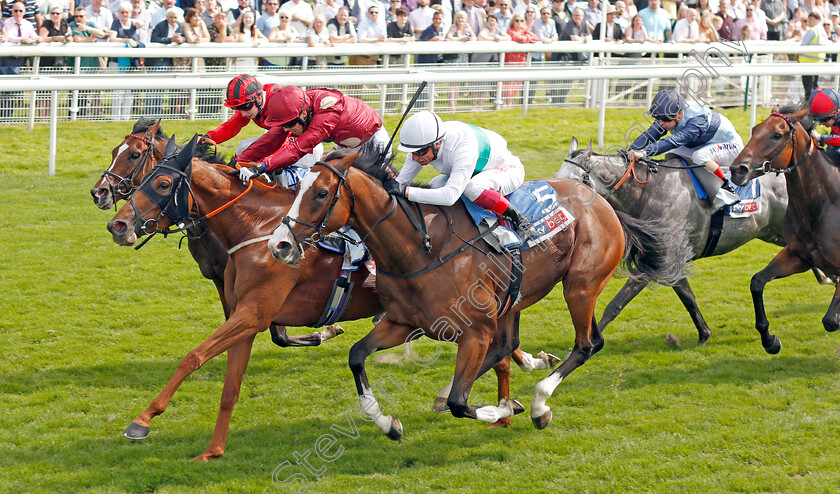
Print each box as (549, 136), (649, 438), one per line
(556, 137), (832, 344)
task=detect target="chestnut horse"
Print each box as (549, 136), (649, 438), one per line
(104, 135), (555, 459)
(91, 118), (334, 346)
(270, 140), (691, 437)
(730, 107), (840, 354)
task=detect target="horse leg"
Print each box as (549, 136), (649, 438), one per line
(510, 313), (560, 371)
(812, 267), (837, 286)
(268, 323), (344, 348)
(599, 277), (648, 330)
(821, 282), (840, 333)
(750, 247), (810, 354)
(123, 309), (268, 440)
(531, 284), (605, 430)
(193, 334), (256, 462)
(672, 278), (712, 345)
(349, 318), (415, 441)
(487, 356), (516, 429)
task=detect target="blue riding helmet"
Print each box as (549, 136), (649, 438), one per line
(649, 90), (687, 119)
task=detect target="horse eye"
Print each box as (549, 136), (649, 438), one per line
(158, 181), (171, 191)
(316, 188), (328, 199)
(130, 151), (141, 160)
(773, 132), (783, 139)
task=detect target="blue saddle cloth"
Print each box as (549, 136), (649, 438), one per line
(461, 181), (574, 250)
(679, 158), (761, 217)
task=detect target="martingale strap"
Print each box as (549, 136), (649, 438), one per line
(497, 249), (523, 318)
(313, 269), (355, 327)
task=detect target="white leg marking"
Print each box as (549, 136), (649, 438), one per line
(531, 373), (563, 419)
(360, 385), (393, 434)
(517, 351), (542, 371)
(476, 398), (515, 423)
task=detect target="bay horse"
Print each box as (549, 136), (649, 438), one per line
(269, 139), (691, 437)
(104, 134), (556, 459)
(729, 107), (840, 354)
(557, 137), (805, 344)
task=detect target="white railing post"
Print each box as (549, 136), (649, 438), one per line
(70, 57), (81, 121)
(29, 57), (40, 129)
(522, 53), (532, 117)
(49, 90), (58, 176)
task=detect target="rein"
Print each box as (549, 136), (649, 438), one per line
(281, 161), (355, 251)
(758, 112), (814, 174)
(131, 160), (278, 250)
(608, 154), (653, 197)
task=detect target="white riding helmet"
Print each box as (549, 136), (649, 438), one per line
(397, 111), (446, 152)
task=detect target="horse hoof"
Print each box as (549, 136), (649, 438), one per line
(764, 336), (781, 355)
(192, 451), (221, 462)
(510, 399), (525, 416)
(531, 410), (552, 430)
(698, 332), (711, 346)
(538, 351), (561, 368)
(432, 396), (449, 413)
(123, 421), (150, 440)
(488, 417), (511, 429)
(385, 416), (403, 441)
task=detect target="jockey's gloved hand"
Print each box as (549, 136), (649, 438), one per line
(811, 129), (822, 144)
(229, 162), (267, 183)
(384, 178), (407, 196)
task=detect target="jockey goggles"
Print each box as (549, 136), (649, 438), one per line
(233, 101), (255, 112)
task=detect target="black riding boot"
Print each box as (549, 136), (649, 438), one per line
(501, 205), (537, 242)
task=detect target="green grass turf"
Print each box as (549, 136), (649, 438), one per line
(1, 108), (839, 493)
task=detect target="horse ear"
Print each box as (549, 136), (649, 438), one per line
(176, 134), (199, 171)
(569, 137), (578, 154)
(771, 105), (780, 114)
(585, 139), (593, 157)
(164, 135), (178, 158)
(144, 119), (161, 140)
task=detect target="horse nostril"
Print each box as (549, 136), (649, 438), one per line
(110, 221), (127, 234)
(95, 188), (107, 198)
(277, 240), (292, 253)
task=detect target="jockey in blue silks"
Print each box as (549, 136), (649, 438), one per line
(628, 90), (743, 211)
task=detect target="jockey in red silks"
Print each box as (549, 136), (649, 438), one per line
(808, 88), (840, 154)
(230, 83), (389, 184)
(386, 110), (538, 241)
(203, 74), (324, 187)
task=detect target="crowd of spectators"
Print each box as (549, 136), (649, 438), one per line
(1, 0), (839, 116)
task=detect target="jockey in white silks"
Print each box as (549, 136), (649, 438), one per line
(385, 110), (538, 241)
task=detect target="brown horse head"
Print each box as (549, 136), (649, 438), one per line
(107, 135), (196, 246)
(730, 108), (812, 186)
(269, 146), (379, 264)
(91, 118), (167, 209)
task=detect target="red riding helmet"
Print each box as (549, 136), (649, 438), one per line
(809, 87), (840, 121)
(265, 86), (307, 126)
(224, 74), (262, 108)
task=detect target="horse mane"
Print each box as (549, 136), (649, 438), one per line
(326, 139), (399, 183)
(194, 141), (232, 167)
(777, 101), (814, 131)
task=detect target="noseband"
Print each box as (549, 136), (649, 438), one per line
(100, 133), (158, 203)
(757, 112), (813, 174)
(281, 161), (356, 250)
(128, 158), (195, 248)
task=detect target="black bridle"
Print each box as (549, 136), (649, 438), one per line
(280, 161), (359, 252)
(756, 112), (813, 175)
(100, 133), (158, 205)
(127, 155), (199, 250)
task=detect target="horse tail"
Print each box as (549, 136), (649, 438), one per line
(615, 210), (692, 286)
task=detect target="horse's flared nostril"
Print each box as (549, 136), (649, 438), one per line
(109, 220), (127, 235)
